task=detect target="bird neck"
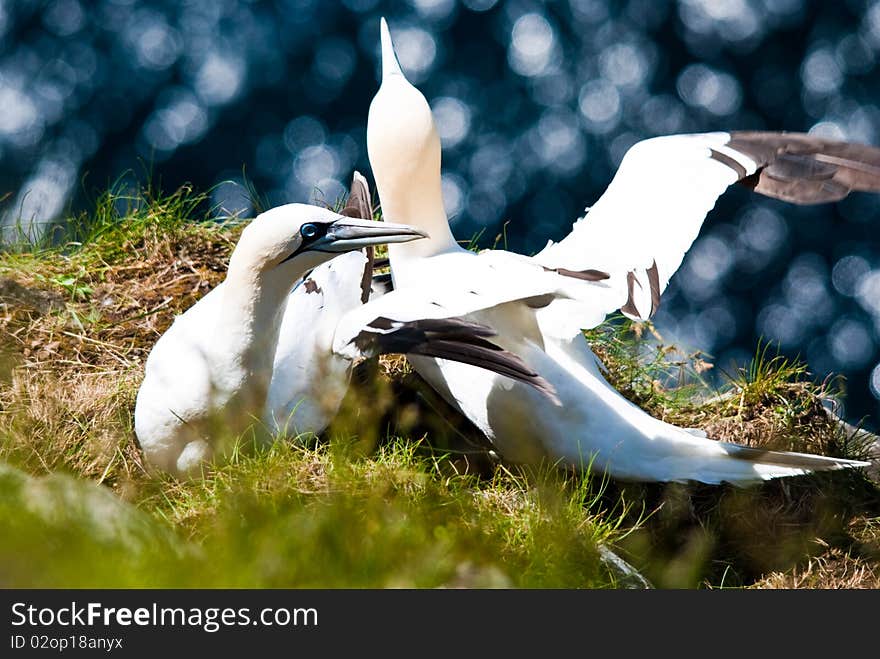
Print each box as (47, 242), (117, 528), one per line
(379, 173), (460, 264)
(212, 260), (294, 413)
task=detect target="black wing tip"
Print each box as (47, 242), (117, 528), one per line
(409, 340), (560, 405)
(725, 131), (880, 204)
(353, 317), (559, 403)
(620, 270), (649, 321)
(546, 266), (611, 282)
(524, 373), (560, 405)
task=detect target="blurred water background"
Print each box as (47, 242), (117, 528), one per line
(1, 0), (879, 428)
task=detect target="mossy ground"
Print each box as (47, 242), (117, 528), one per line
(1, 183), (878, 588)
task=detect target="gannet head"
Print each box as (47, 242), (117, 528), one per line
(367, 18), (443, 210)
(232, 203), (427, 275)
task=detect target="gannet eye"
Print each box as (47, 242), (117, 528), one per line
(301, 223), (319, 239)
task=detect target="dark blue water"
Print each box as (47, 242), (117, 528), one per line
(1, 0), (879, 427)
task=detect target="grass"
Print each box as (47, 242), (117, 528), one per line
(0, 181), (878, 588)
(0, 439), (620, 588)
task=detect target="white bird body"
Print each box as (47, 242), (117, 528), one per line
(136, 250), (367, 473)
(367, 19), (878, 484)
(382, 250), (839, 483)
(136, 181), (553, 478)
(265, 251), (365, 436)
(135, 202), (407, 477)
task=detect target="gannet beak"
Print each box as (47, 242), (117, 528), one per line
(380, 17), (404, 81)
(318, 215), (428, 253)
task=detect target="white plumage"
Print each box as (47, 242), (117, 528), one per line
(134, 196), (418, 477)
(135, 175), (553, 478)
(367, 18), (876, 485)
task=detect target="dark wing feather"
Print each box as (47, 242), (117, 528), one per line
(729, 131), (880, 204)
(534, 130), (880, 325)
(352, 317), (559, 404)
(341, 171), (376, 304)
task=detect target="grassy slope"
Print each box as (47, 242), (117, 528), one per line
(0, 184), (878, 588)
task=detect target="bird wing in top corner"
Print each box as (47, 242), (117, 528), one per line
(534, 131), (880, 321)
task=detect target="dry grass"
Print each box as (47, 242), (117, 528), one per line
(752, 542), (880, 589)
(586, 323), (880, 588)
(0, 219), (237, 492)
(0, 184), (624, 588)
(0, 183), (878, 588)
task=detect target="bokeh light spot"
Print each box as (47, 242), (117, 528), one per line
(508, 13), (557, 77)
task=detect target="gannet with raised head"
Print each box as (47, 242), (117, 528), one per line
(365, 18), (878, 485)
(135, 174), (553, 478)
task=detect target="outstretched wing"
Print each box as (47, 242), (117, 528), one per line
(369, 246), (627, 341)
(332, 287), (558, 403)
(349, 315), (557, 402)
(535, 131), (880, 320)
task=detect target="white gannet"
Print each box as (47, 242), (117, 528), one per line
(364, 19), (879, 485)
(135, 174), (553, 478)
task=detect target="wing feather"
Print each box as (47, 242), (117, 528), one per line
(534, 131), (880, 321)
